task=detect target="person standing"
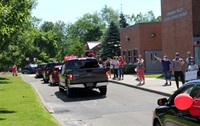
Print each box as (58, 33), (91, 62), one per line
(118, 56), (125, 80)
(12, 64), (17, 76)
(154, 55), (172, 86)
(112, 56), (119, 80)
(187, 57), (199, 71)
(185, 51), (193, 67)
(172, 52), (185, 89)
(136, 55), (145, 85)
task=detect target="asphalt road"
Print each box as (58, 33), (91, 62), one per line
(22, 74), (167, 126)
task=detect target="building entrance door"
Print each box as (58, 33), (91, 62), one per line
(194, 47), (200, 66)
(145, 50), (162, 73)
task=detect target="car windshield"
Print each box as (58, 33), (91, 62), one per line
(67, 59), (99, 69)
(29, 64), (38, 67)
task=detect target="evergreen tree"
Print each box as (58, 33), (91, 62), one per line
(101, 21), (120, 60)
(119, 13), (129, 29)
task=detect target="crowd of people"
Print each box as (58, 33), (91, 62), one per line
(154, 51), (199, 89)
(99, 51), (199, 89)
(98, 56), (125, 81)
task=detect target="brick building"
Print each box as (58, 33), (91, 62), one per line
(120, 22), (163, 72)
(162, 0), (200, 65)
(120, 0), (200, 73)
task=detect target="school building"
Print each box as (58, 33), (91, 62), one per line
(120, 0), (200, 73)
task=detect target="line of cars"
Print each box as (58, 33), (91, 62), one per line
(23, 57), (109, 97)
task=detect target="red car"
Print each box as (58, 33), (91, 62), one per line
(49, 65), (62, 86)
(35, 63), (46, 78)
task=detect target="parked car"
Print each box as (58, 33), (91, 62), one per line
(49, 65), (62, 86)
(59, 57), (109, 97)
(35, 63), (46, 78)
(153, 80), (200, 126)
(22, 64), (38, 74)
(42, 62), (63, 83)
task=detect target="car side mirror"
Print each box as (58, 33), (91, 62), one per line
(157, 98), (168, 106)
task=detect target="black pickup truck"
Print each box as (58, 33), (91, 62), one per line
(59, 57), (108, 97)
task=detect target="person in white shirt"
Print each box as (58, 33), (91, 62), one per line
(112, 56), (119, 80)
(187, 58), (199, 71)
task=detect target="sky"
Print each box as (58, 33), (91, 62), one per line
(31, 0), (161, 24)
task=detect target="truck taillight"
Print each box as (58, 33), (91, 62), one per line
(106, 71), (109, 78)
(68, 74), (73, 80)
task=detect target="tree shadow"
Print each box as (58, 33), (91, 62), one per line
(0, 118), (6, 121)
(0, 77), (9, 80)
(0, 81), (11, 84)
(0, 109), (16, 114)
(0, 109), (16, 121)
(0, 77), (10, 84)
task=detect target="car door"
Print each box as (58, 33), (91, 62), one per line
(179, 84), (200, 126)
(163, 84), (196, 126)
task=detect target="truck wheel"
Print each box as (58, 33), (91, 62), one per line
(154, 121), (161, 126)
(66, 86), (73, 97)
(59, 85), (64, 92)
(99, 86), (107, 95)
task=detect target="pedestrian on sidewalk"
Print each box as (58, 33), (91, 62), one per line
(112, 56), (119, 80)
(185, 51), (193, 67)
(154, 55), (172, 86)
(118, 56), (125, 80)
(172, 52), (185, 89)
(105, 57), (112, 78)
(187, 57), (199, 71)
(136, 55), (145, 85)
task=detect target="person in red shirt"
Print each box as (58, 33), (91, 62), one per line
(12, 64), (17, 76)
(118, 56), (125, 80)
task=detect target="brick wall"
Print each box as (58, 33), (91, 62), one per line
(161, 0), (193, 60)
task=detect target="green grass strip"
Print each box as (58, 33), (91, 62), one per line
(0, 76), (59, 126)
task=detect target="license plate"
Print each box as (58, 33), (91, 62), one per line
(86, 83), (93, 87)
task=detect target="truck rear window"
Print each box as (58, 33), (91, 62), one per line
(66, 59), (99, 69)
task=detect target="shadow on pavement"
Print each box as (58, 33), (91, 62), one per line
(55, 89), (106, 102)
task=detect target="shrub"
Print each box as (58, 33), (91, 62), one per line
(123, 64), (136, 74)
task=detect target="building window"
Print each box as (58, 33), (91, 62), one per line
(122, 51), (127, 63)
(128, 50), (133, 64)
(133, 49), (138, 63)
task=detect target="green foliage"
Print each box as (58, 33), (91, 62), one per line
(0, 0), (35, 50)
(0, 0), (36, 70)
(101, 21), (120, 60)
(131, 11), (161, 24)
(0, 2), (161, 70)
(123, 64), (136, 74)
(100, 5), (120, 26)
(120, 13), (129, 28)
(67, 13), (105, 43)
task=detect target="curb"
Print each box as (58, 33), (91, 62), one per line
(109, 80), (172, 97)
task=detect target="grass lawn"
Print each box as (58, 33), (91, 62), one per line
(144, 73), (164, 78)
(0, 75), (59, 126)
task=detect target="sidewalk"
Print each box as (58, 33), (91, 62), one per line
(109, 74), (180, 97)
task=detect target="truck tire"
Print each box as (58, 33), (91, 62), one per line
(66, 85), (73, 97)
(59, 85), (64, 92)
(99, 86), (107, 95)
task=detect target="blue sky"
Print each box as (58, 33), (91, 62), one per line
(31, 0), (161, 23)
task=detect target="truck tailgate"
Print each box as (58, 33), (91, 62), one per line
(70, 68), (108, 84)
